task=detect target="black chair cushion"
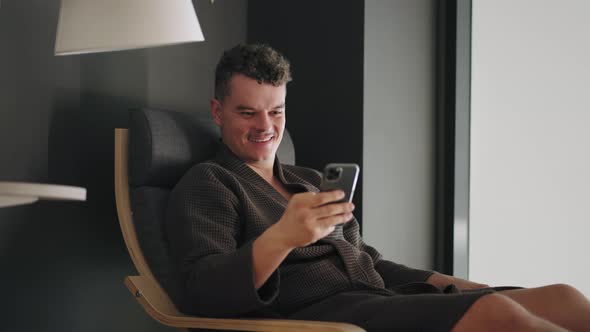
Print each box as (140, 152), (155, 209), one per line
(129, 108), (221, 188)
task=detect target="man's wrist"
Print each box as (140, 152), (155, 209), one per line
(263, 222), (296, 253)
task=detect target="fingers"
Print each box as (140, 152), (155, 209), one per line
(314, 201), (355, 219)
(290, 191), (354, 226)
(296, 190), (345, 207)
(316, 201), (355, 228)
(287, 191), (354, 232)
(318, 211), (354, 228)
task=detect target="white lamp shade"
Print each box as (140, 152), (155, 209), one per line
(55, 0), (205, 56)
(0, 182), (86, 208)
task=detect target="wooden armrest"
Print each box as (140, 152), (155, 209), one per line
(124, 275), (366, 332)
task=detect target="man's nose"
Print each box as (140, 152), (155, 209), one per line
(254, 113), (272, 131)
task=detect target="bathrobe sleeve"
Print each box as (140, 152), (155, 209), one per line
(166, 164), (279, 317)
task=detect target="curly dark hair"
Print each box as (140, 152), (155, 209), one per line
(214, 43), (292, 100)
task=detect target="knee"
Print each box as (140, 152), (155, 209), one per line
(453, 294), (536, 331)
(544, 283), (586, 302)
(476, 294), (533, 328)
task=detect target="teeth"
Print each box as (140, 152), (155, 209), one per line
(250, 136), (273, 143)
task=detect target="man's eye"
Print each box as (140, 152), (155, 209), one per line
(241, 112), (255, 116)
(271, 110), (283, 116)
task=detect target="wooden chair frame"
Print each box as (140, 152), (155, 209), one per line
(114, 128), (365, 332)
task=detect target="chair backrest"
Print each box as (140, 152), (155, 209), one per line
(121, 108), (295, 305)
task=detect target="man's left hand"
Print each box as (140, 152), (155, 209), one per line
(426, 272), (489, 290)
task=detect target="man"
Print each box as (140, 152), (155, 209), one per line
(166, 44), (590, 331)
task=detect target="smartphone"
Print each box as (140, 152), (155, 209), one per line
(319, 163), (360, 203)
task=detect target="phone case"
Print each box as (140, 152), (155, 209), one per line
(319, 163), (360, 203)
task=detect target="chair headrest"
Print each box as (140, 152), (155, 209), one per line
(128, 108), (295, 188)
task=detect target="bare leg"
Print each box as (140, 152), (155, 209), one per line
(453, 293), (568, 332)
(500, 284), (590, 332)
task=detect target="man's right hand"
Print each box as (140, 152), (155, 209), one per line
(252, 190), (354, 289)
(272, 190), (355, 250)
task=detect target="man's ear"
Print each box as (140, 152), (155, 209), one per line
(210, 98), (223, 127)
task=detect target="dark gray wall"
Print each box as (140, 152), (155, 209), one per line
(247, 0), (365, 226)
(146, 0), (247, 113)
(0, 0), (246, 331)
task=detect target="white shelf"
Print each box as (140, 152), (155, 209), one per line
(0, 182), (86, 208)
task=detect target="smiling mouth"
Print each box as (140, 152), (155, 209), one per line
(249, 135), (274, 143)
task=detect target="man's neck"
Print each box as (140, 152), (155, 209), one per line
(246, 160), (275, 183)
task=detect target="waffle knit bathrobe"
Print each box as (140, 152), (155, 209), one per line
(166, 145), (496, 331)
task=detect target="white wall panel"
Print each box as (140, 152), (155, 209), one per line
(469, 0), (590, 296)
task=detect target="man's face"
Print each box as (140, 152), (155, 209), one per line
(211, 74), (286, 167)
